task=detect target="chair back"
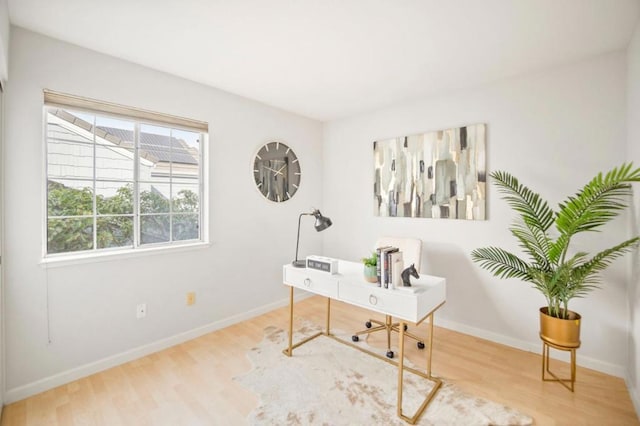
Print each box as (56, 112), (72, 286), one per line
(375, 237), (422, 272)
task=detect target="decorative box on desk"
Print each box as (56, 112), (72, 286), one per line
(306, 255), (339, 274)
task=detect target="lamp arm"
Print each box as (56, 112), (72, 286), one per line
(294, 212), (313, 264)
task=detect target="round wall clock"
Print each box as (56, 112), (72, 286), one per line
(253, 141), (301, 202)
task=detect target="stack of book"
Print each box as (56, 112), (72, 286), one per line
(376, 246), (404, 289)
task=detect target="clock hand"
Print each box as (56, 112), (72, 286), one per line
(276, 164), (288, 174)
(264, 166), (285, 176)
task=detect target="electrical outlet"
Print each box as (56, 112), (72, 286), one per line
(136, 303), (147, 319)
(186, 292), (196, 306)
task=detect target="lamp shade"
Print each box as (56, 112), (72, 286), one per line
(293, 209), (333, 267)
(313, 210), (332, 232)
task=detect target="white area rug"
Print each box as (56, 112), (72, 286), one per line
(234, 325), (533, 425)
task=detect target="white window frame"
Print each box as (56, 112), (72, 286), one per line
(42, 90), (209, 264)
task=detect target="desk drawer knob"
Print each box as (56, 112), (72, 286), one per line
(304, 278), (311, 287)
(369, 295), (378, 305)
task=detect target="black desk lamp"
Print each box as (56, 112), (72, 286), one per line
(292, 209), (332, 267)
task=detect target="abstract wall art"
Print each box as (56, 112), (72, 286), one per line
(373, 123), (486, 220)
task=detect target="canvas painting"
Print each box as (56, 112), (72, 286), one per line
(373, 123), (486, 220)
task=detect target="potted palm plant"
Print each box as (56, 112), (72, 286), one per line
(471, 163), (640, 347)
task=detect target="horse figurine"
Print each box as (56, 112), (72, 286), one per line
(401, 264), (419, 287)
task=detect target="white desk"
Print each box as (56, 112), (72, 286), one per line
(282, 260), (446, 424)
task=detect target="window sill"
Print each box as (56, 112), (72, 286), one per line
(40, 241), (211, 268)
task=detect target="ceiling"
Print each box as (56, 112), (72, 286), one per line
(7, 0), (640, 121)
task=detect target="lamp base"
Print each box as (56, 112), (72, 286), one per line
(292, 260), (306, 268)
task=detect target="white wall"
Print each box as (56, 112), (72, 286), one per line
(0, 0), (7, 83)
(627, 18), (640, 415)
(0, 0), (9, 412)
(323, 52), (630, 375)
(4, 27), (323, 401)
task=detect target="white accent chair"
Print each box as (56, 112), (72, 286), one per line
(351, 237), (425, 358)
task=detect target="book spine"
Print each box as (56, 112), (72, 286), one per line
(385, 248), (399, 289)
(390, 251), (403, 288)
(384, 250), (389, 288)
(388, 251), (392, 288)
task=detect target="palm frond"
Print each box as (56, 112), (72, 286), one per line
(491, 171), (555, 233)
(547, 234), (569, 265)
(471, 247), (531, 281)
(571, 237), (640, 285)
(556, 163), (640, 236)
(510, 222), (551, 269)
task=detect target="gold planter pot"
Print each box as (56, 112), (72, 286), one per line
(539, 307), (581, 348)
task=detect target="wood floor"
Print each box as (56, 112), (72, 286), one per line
(1, 295), (638, 425)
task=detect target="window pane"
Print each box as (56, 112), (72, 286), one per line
(139, 182), (170, 213)
(96, 145), (134, 181)
(140, 215), (170, 245)
(172, 185), (199, 213)
(171, 129), (201, 175)
(48, 180), (93, 217)
(47, 217), (93, 254)
(97, 216), (133, 249)
(47, 109), (95, 145)
(138, 126), (200, 181)
(140, 124), (171, 181)
(172, 214), (199, 241)
(95, 116), (135, 181)
(47, 140), (94, 180)
(96, 182), (133, 215)
(47, 109), (96, 181)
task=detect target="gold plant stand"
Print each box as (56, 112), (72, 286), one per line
(541, 337), (578, 392)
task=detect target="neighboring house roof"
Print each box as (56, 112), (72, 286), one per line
(97, 126), (198, 165)
(49, 108), (198, 165)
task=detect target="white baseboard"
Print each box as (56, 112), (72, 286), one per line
(434, 317), (626, 378)
(4, 292), (312, 404)
(625, 372), (640, 419)
(4, 292), (626, 404)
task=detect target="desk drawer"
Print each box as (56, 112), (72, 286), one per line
(339, 284), (415, 321)
(284, 267), (339, 298)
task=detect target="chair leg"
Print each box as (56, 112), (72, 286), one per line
(353, 314), (427, 355)
(352, 316), (426, 352)
(353, 324), (387, 337)
(391, 324), (424, 345)
(368, 319), (385, 328)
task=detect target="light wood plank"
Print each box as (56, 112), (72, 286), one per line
(1, 296), (637, 425)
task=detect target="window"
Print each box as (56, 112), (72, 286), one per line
(44, 91), (207, 257)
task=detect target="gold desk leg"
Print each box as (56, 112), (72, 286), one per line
(282, 286), (324, 356)
(285, 286), (294, 357)
(397, 315), (442, 425)
(427, 313), (434, 378)
(397, 320), (406, 418)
